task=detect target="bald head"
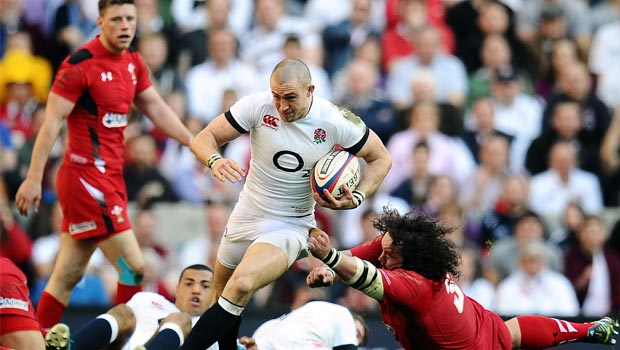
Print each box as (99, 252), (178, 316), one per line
(271, 58), (312, 87)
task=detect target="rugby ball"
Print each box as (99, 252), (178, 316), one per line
(311, 149), (361, 200)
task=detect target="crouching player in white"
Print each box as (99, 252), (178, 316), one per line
(238, 301), (367, 350)
(45, 264), (216, 350)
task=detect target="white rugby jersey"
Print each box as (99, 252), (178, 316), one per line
(123, 292), (218, 350)
(227, 90), (369, 217)
(252, 301), (359, 350)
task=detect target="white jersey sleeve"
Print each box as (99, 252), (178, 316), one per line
(253, 301), (358, 349)
(227, 91), (369, 217)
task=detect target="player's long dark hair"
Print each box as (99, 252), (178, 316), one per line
(373, 208), (460, 281)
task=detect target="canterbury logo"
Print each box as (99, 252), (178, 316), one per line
(262, 115), (279, 128)
(101, 72), (113, 82)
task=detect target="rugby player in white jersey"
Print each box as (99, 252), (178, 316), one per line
(182, 58), (391, 350)
(238, 301), (368, 350)
(45, 264), (216, 350)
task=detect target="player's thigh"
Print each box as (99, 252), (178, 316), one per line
(233, 242), (289, 290)
(0, 330), (45, 350)
(231, 229), (310, 290)
(97, 229), (144, 272)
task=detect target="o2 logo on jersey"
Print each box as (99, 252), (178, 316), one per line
(102, 112), (128, 128)
(273, 150), (303, 172)
(262, 114), (279, 129)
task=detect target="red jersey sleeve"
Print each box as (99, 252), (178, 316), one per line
(51, 62), (87, 103)
(350, 234), (383, 265)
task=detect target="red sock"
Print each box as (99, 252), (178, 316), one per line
(116, 282), (142, 304)
(517, 315), (592, 348)
(36, 291), (67, 329)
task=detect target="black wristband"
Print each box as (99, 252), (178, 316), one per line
(321, 248), (342, 268)
(206, 153), (223, 168)
(352, 190), (366, 207)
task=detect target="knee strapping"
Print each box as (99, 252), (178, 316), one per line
(117, 257), (143, 286)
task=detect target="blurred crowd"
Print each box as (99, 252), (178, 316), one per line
(1, 0), (620, 319)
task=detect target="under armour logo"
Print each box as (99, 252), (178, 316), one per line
(262, 115), (279, 128)
(101, 72), (113, 82)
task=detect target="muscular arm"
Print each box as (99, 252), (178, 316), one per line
(190, 113), (246, 183)
(354, 130), (392, 198)
(134, 86), (193, 147)
(15, 92), (73, 215)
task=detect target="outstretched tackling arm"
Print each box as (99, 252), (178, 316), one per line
(308, 230), (384, 301)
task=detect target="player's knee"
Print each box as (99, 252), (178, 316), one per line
(228, 275), (257, 298)
(108, 304), (136, 334)
(116, 257), (144, 286)
(161, 312), (192, 336)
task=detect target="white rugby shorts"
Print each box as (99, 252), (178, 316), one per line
(217, 211), (315, 269)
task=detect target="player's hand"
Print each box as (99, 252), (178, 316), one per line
(15, 177), (42, 216)
(210, 158), (246, 183)
(307, 228), (332, 260)
(313, 184), (358, 210)
(238, 336), (257, 350)
(306, 266), (335, 287)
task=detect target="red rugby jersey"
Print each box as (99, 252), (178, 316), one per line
(350, 236), (511, 350)
(51, 36), (151, 175)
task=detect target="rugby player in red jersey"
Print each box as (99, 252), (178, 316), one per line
(15, 0), (193, 331)
(307, 208), (619, 349)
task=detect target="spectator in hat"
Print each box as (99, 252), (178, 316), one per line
(489, 64), (543, 172)
(517, 0), (591, 56)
